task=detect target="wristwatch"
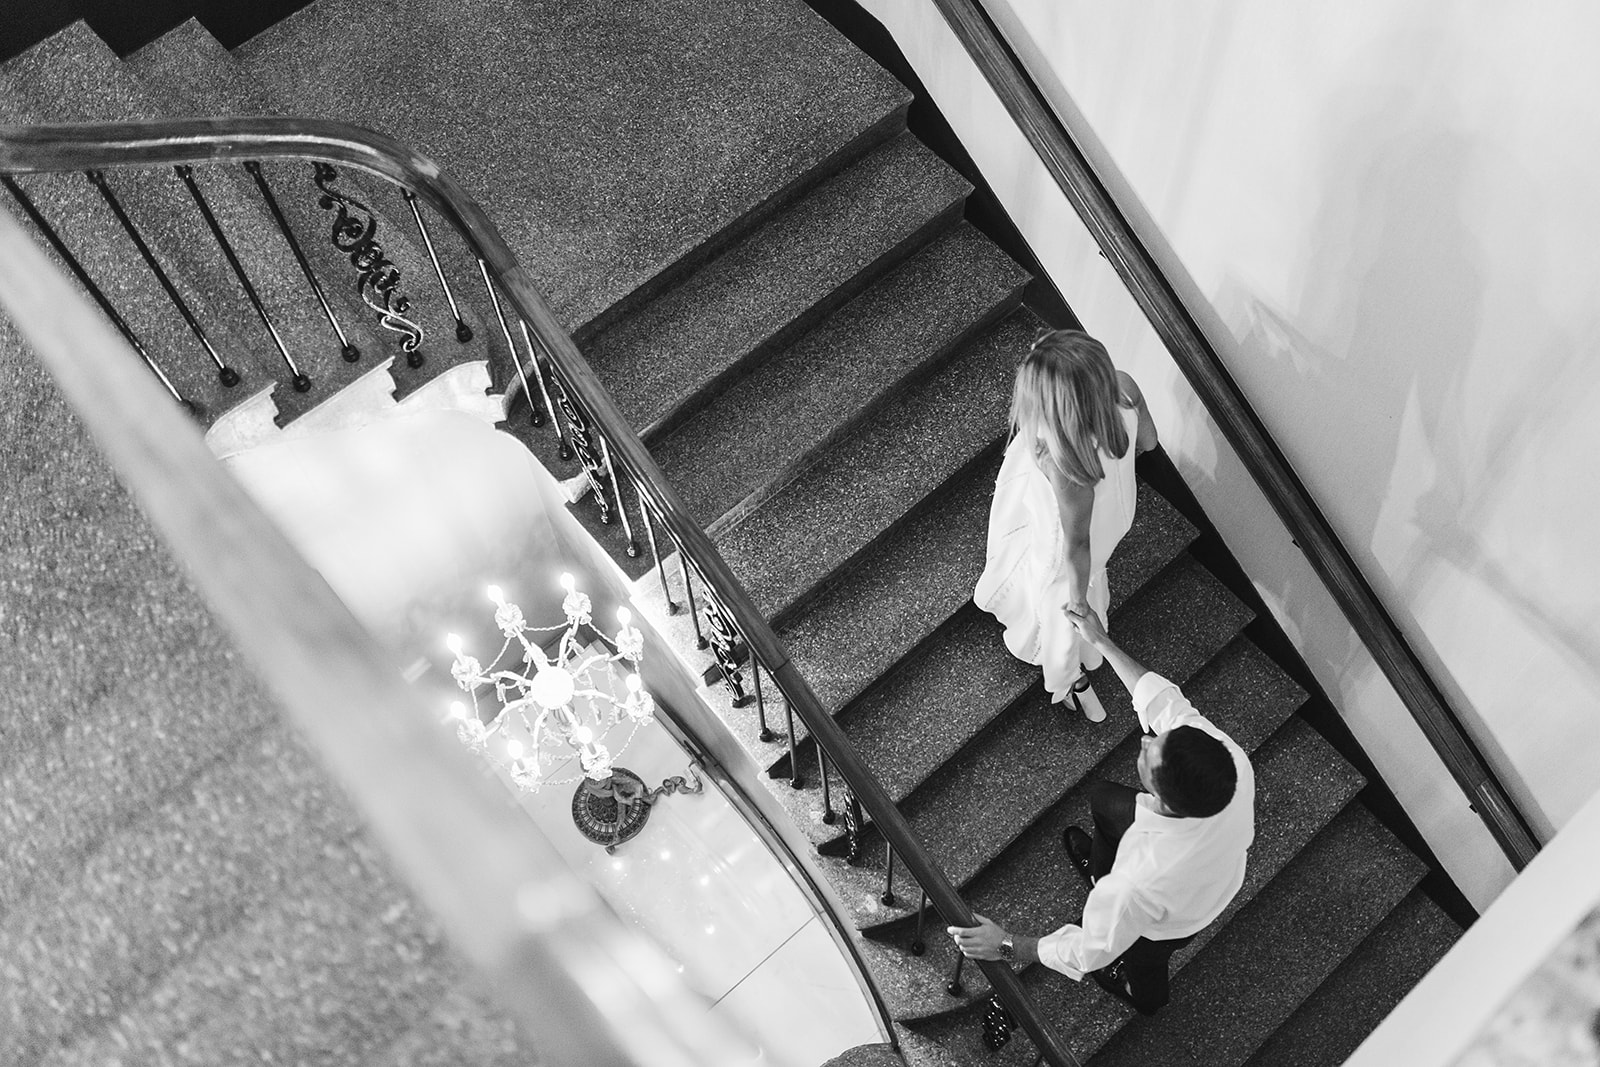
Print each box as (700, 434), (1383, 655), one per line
(998, 934), (1016, 962)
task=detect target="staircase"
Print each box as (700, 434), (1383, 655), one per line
(0, 4), (1464, 1065)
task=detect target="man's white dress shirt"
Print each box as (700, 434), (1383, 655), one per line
(1036, 671), (1255, 979)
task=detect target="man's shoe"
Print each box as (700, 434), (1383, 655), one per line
(1062, 826), (1095, 886)
(1090, 961), (1139, 1011)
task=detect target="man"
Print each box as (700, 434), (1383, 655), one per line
(949, 608), (1255, 1015)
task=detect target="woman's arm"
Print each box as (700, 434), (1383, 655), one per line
(1046, 461), (1095, 613)
(1116, 370), (1160, 456)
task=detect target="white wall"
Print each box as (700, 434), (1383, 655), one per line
(849, 0), (1600, 907)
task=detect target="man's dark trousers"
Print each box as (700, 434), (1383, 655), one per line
(1084, 778), (1195, 1015)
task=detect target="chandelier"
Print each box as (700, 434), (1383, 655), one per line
(443, 575), (699, 847)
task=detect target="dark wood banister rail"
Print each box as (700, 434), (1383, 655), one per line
(929, 0), (1540, 870)
(0, 117), (1082, 1065)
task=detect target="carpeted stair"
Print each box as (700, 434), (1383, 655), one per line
(0, 5), (1463, 1066)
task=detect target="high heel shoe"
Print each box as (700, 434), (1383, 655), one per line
(1070, 671), (1107, 723)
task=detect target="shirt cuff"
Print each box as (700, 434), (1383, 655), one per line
(1132, 671), (1178, 732)
(1035, 929), (1086, 981)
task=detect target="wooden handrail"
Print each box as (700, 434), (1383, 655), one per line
(1, 117), (1081, 1064)
(928, 0), (1540, 868)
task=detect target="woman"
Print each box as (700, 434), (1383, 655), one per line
(973, 330), (1158, 719)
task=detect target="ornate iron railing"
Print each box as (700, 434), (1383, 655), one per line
(930, 0), (1540, 870)
(0, 118), (1082, 1066)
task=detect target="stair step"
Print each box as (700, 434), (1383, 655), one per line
(822, 1042), (907, 1067)
(652, 224), (1027, 529)
(4, 22), (407, 424)
(0, 25), (279, 422)
(0, 723), (363, 1060)
(587, 131), (974, 442)
(1088, 804), (1425, 1067)
(839, 556), (1254, 881)
(235, 0), (913, 334)
(363, 981), (531, 1067)
(1240, 888), (1461, 1067)
(894, 714), (1362, 1050)
(718, 308), (1033, 626)
(778, 475), (1198, 767)
(54, 831), (462, 1065)
(127, 18), (499, 405)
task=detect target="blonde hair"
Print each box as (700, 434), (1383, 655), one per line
(1010, 330), (1129, 486)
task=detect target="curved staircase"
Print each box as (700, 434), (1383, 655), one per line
(1, 4), (1463, 1065)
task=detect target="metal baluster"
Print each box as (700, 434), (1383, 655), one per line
(518, 319), (568, 455)
(637, 498), (677, 613)
(401, 189), (472, 343)
(476, 260), (538, 420)
(3, 176), (186, 408)
(86, 170), (240, 388)
(948, 952), (966, 997)
(911, 891), (930, 955)
(175, 165), (310, 393)
(545, 367), (611, 523)
(677, 554), (707, 649)
(784, 699), (804, 789)
(243, 161), (360, 363)
(881, 843), (897, 906)
(843, 788), (865, 865)
(751, 658), (774, 741)
(819, 745), (837, 823)
(982, 995), (1018, 1051)
(598, 435), (639, 557)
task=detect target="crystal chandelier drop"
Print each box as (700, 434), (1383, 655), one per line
(445, 574), (654, 793)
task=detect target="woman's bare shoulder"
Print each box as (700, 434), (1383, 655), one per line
(1115, 369), (1144, 408)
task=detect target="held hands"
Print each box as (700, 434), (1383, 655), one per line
(949, 914), (1006, 960)
(1065, 605), (1111, 650)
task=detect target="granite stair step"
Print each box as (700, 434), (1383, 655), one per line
(235, 0), (914, 335)
(717, 308), (1035, 627)
(0, 723), (363, 1060)
(0, 24), (283, 423)
(774, 459), (1195, 741)
(651, 224), (1027, 529)
(3, 22), (401, 424)
(54, 829), (463, 1065)
(772, 479), (1197, 787)
(1240, 888), (1461, 1067)
(126, 19), (501, 404)
(827, 554), (1254, 872)
(1086, 804), (1425, 1067)
(792, 555), (1252, 930)
(893, 712), (1359, 1043)
(585, 130), (974, 442)
(822, 1042), (907, 1067)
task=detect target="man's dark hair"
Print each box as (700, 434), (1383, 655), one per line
(1154, 726), (1237, 818)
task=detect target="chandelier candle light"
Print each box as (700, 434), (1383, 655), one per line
(444, 574), (701, 848)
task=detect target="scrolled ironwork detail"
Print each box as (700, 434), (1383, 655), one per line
(981, 994), (1017, 1050)
(701, 586), (751, 707)
(312, 162), (424, 361)
(842, 785), (865, 866)
(548, 372), (612, 525)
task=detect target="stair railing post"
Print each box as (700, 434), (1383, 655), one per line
(401, 188), (473, 343)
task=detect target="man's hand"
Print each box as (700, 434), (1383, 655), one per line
(949, 914), (1007, 960)
(1066, 606), (1111, 650)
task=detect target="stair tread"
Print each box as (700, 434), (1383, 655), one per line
(127, 19), (500, 404)
(1088, 804), (1425, 1067)
(1242, 888), (1461, 1067)
(363, 980), (532, 1067)
(588, 131), (973, 441)
(780, 465), (1198, 728)
(891, 713), (1362, 1043)
(848, 558), (1254, 889)
(55, 831), (464, 1065)
(822, 1042), (906, 1067)
(3, 23), (404, 423)
(0, 724), (363, 1060)
(236, 0), (913, 332)
(719, 309), (1032, 625)
(652, 224), (1026, 528)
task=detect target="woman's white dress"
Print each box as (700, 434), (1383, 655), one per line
(973, 405), (1139, 702)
